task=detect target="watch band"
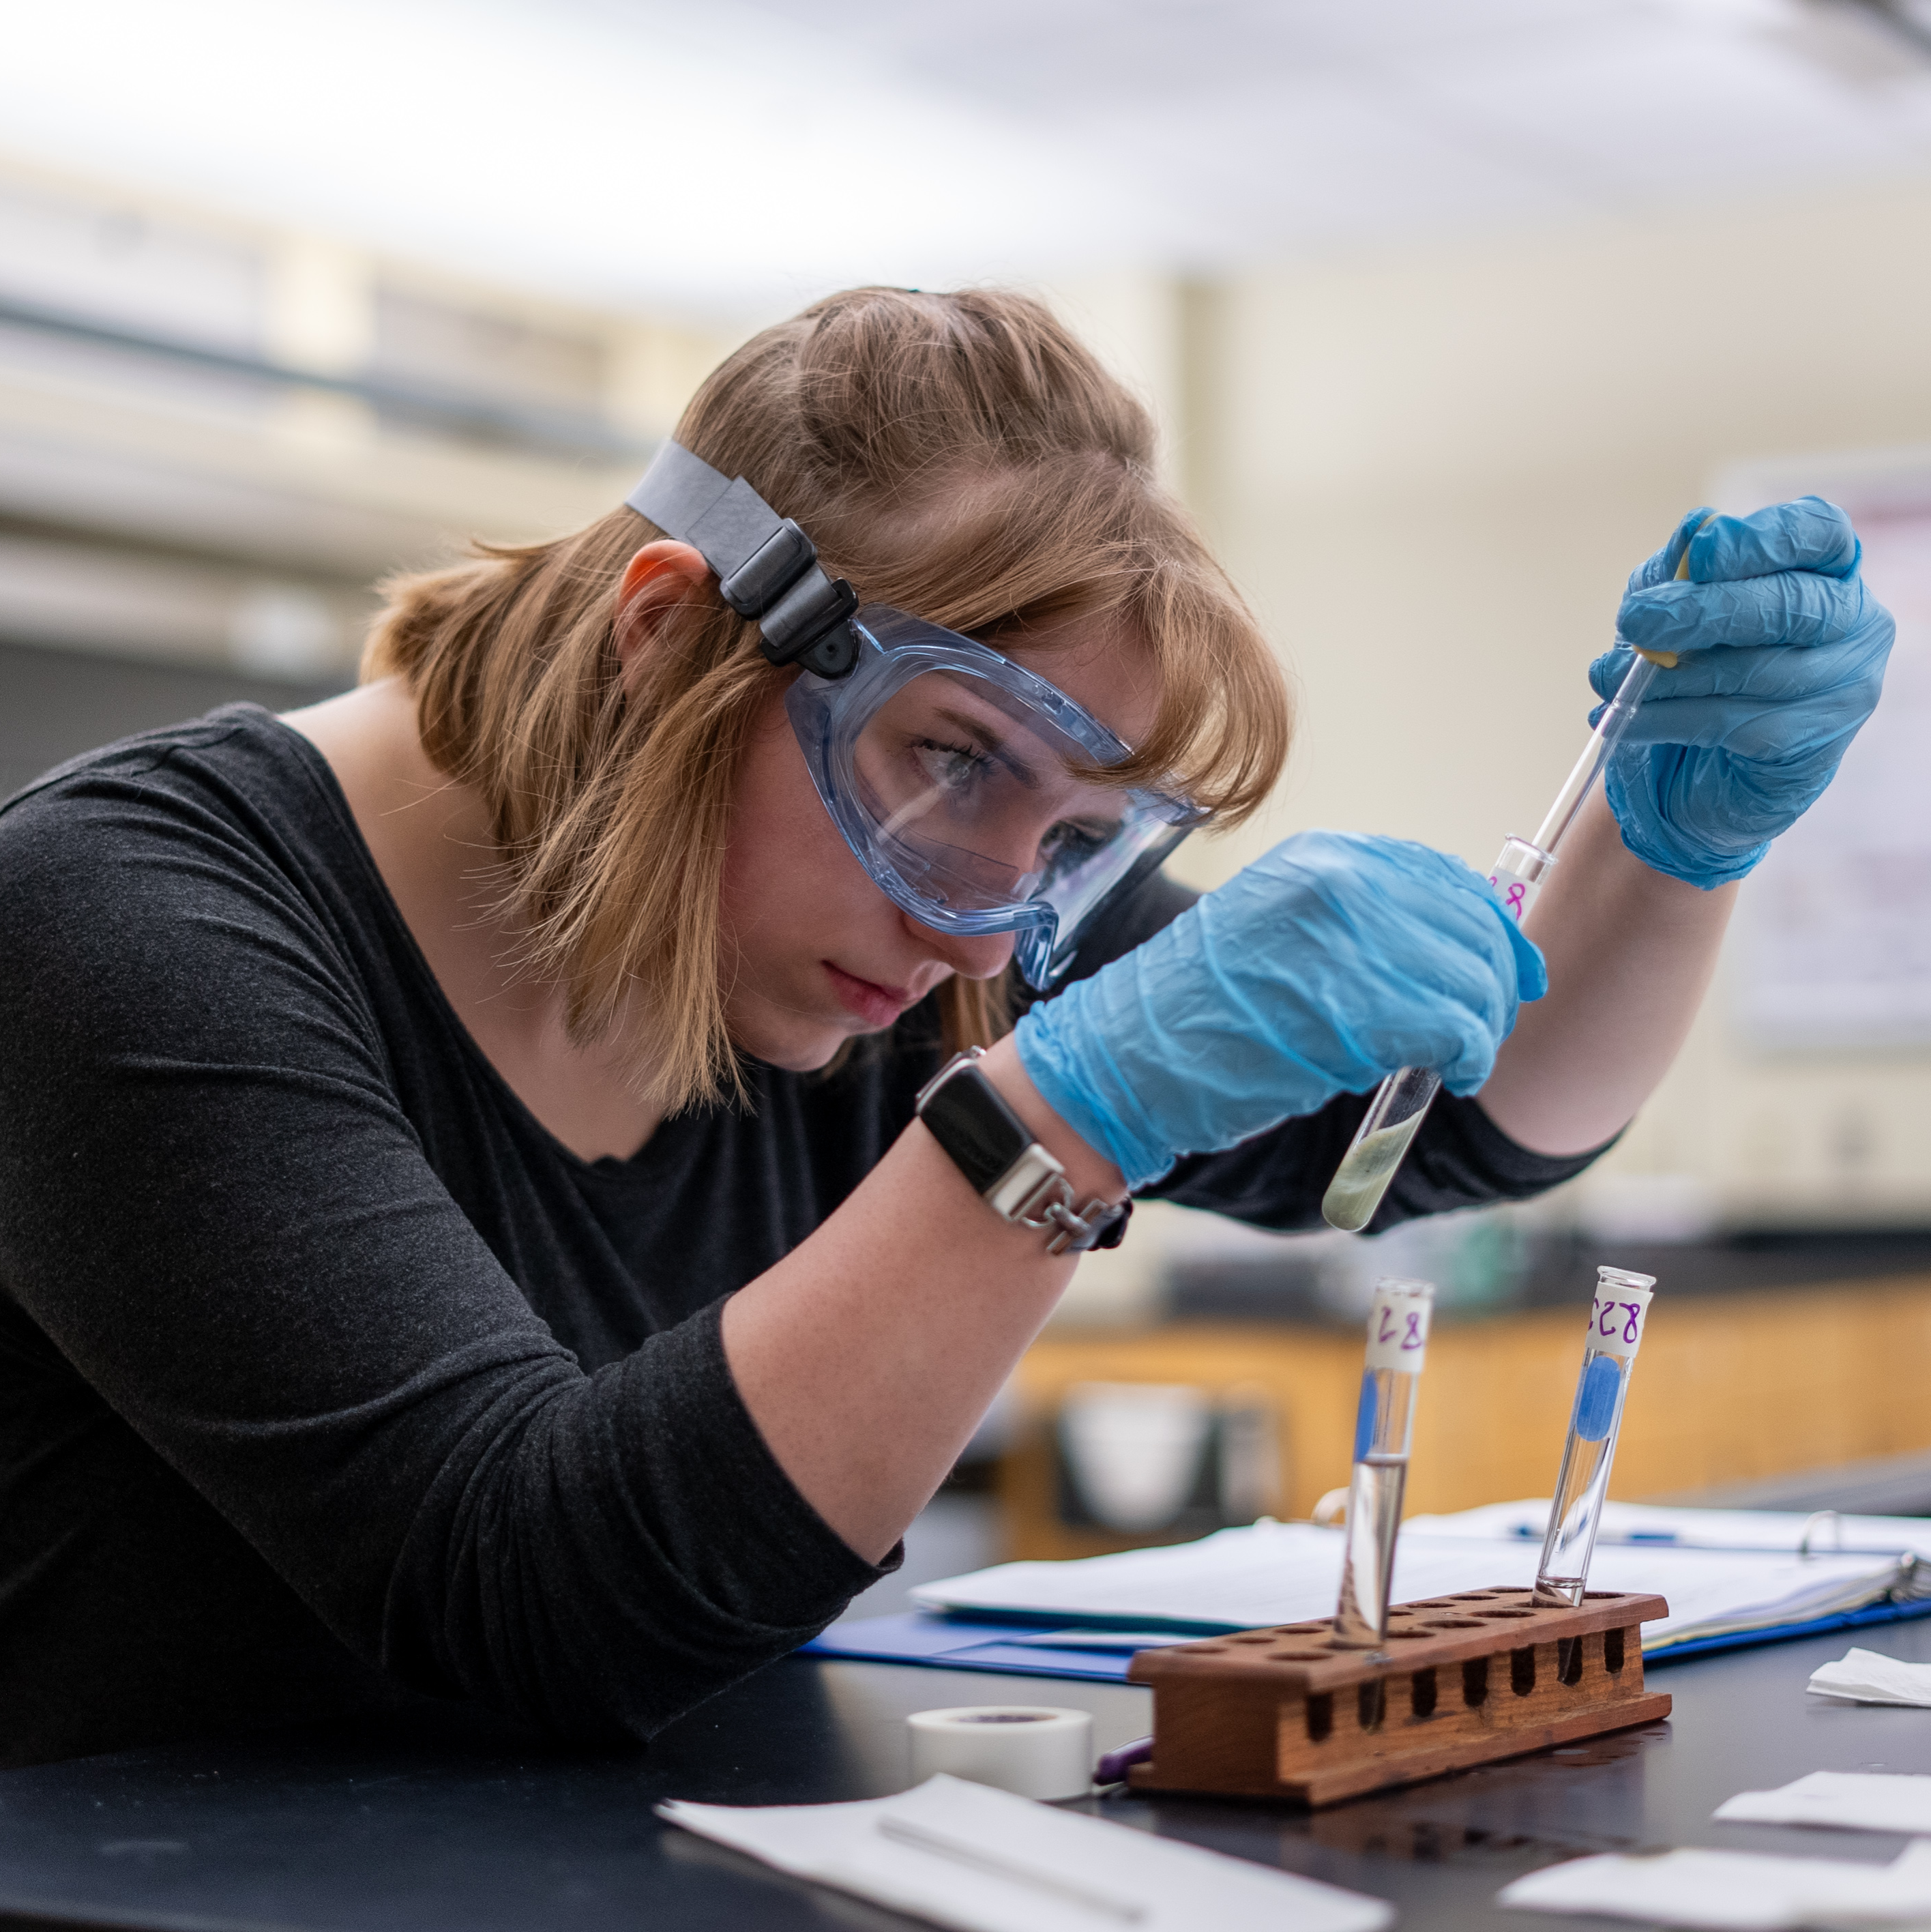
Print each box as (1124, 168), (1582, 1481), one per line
(914, 1049), (1131, 1256)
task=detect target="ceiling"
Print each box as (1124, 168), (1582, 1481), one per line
(1, 0), (1929, 320)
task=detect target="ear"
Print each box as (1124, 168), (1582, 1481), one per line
(613, 541), (713, 682)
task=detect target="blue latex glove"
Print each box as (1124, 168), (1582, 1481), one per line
(1594, 498), (1894, 890)
(1015, 830), (1547, 1190)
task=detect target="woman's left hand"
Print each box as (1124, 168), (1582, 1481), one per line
(1593, 497), (1895, 889)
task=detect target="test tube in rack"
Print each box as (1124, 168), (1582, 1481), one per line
(1333, 1276), (1435, 1650)
(1533, 1265), (1657, 1609)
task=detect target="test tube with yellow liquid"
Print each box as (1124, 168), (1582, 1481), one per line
(1322, 537), (1704, 1235)
(1318, 709), (1652, 1235)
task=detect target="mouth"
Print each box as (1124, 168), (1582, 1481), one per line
(823, 961), (919, 1029)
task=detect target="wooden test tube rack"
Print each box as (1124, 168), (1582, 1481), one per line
(1126, 1587), (1671, 1807)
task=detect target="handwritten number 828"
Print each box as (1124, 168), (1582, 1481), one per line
(1376, 1308), (1426, 1351)
(1592, 1298), (1642, 1345)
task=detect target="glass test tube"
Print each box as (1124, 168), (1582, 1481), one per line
(1333, 1276), (1436, 1648)
(1321, 626), (1676, 1236)
(1533, 1266), (1657, 1609)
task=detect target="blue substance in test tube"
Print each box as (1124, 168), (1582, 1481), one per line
(1353, 1372), (1377, 1463)
(1572, 1353), (1623, 1443)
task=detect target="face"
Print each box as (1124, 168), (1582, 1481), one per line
(717, 617), (1162, 1072)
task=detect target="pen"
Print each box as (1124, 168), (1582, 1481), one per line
(1095, 1735), (1153, 1783)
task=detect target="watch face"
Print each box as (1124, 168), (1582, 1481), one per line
(922, 1064), (1030, 1196)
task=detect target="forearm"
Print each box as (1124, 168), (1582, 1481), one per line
(1476, 790), (1736, 1156)
(720, 1035), (1124, 1563)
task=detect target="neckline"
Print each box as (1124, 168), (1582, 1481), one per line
(254, 705), (693, 1180)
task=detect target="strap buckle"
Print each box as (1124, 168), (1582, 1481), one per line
(758, 572), (859, 673)
(717, 516), (859, 675)
(625, 442), (862, 679)
(718, 520), (815, 617)
(998, 1155), (1131, 1255)
(1017, 1184), (1133, 1257)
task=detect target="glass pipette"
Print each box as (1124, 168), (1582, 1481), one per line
(1320, 581), (1689, 1235)
(1333, 1276), (1434, 1650)
(1533, 1266), (1656, 1607)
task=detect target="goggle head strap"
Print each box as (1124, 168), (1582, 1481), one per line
(625, 442), (861, 679)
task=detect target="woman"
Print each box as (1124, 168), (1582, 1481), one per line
(0, 288), (1891, 1766)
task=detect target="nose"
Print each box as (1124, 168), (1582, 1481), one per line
(905, 913), (1015, 985)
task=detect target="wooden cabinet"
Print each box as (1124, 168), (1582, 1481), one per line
(1001, 1272), (1931, 1562)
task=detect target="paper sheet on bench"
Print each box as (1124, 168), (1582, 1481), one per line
(911, 1520), (1911, 1651)
(1717, 1771), (1931, 1835)
(1498, 1841), (1931, 1929)
(659, 1772), (1394, 1932)
(1807, 1650), (1931, 1709)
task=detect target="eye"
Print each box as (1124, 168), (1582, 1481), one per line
(1039, 819), (1116, 870)
(911, 738), (994, 794)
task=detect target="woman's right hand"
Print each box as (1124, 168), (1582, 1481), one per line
(1014, 830), (1548, 1188)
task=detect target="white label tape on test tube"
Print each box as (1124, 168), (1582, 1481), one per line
(1488, 867), (1542, 926)
(1364, 1287), (1431, 1373)
(1585, 1283), (1652, 1358)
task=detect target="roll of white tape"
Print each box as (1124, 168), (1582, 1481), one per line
(906, 1706), (1093, 1801)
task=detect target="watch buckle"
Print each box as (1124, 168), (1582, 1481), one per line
(987, 1145), (1070, 1225)
(913, 1046), (986, 1115)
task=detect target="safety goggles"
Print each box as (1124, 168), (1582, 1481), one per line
(625, 441), (1203, 989)
(786, 607), (1202, 989)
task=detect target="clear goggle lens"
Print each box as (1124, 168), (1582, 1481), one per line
(787, 608), (1202, 988)
(853, 670), (1133, 912)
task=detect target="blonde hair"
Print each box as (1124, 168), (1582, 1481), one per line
(364, 287), (1291, 1113)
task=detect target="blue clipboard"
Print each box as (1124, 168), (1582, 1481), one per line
(1646, 1594), (1931, 1665)
(806, 1596), (1931, 1682)
(801, 1614), (1182, 1681)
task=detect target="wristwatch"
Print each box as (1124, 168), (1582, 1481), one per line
(913, 1048), (1132, 1256)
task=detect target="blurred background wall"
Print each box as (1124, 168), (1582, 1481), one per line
(0, 155), (731, 791)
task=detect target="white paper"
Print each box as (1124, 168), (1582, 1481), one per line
(659, 1773), (1394, 1932)
(1808, 1651), (1931, 1710)
(1499, 1841), (1931, 1930)
(913, 1522), (1501, 1630)
(911, 1519), (1911, 1652)
(1717, 1772), (1931, 1836)
(1408, 1501), (1931, 1566)
(1586, 1547), (1910, 1652)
